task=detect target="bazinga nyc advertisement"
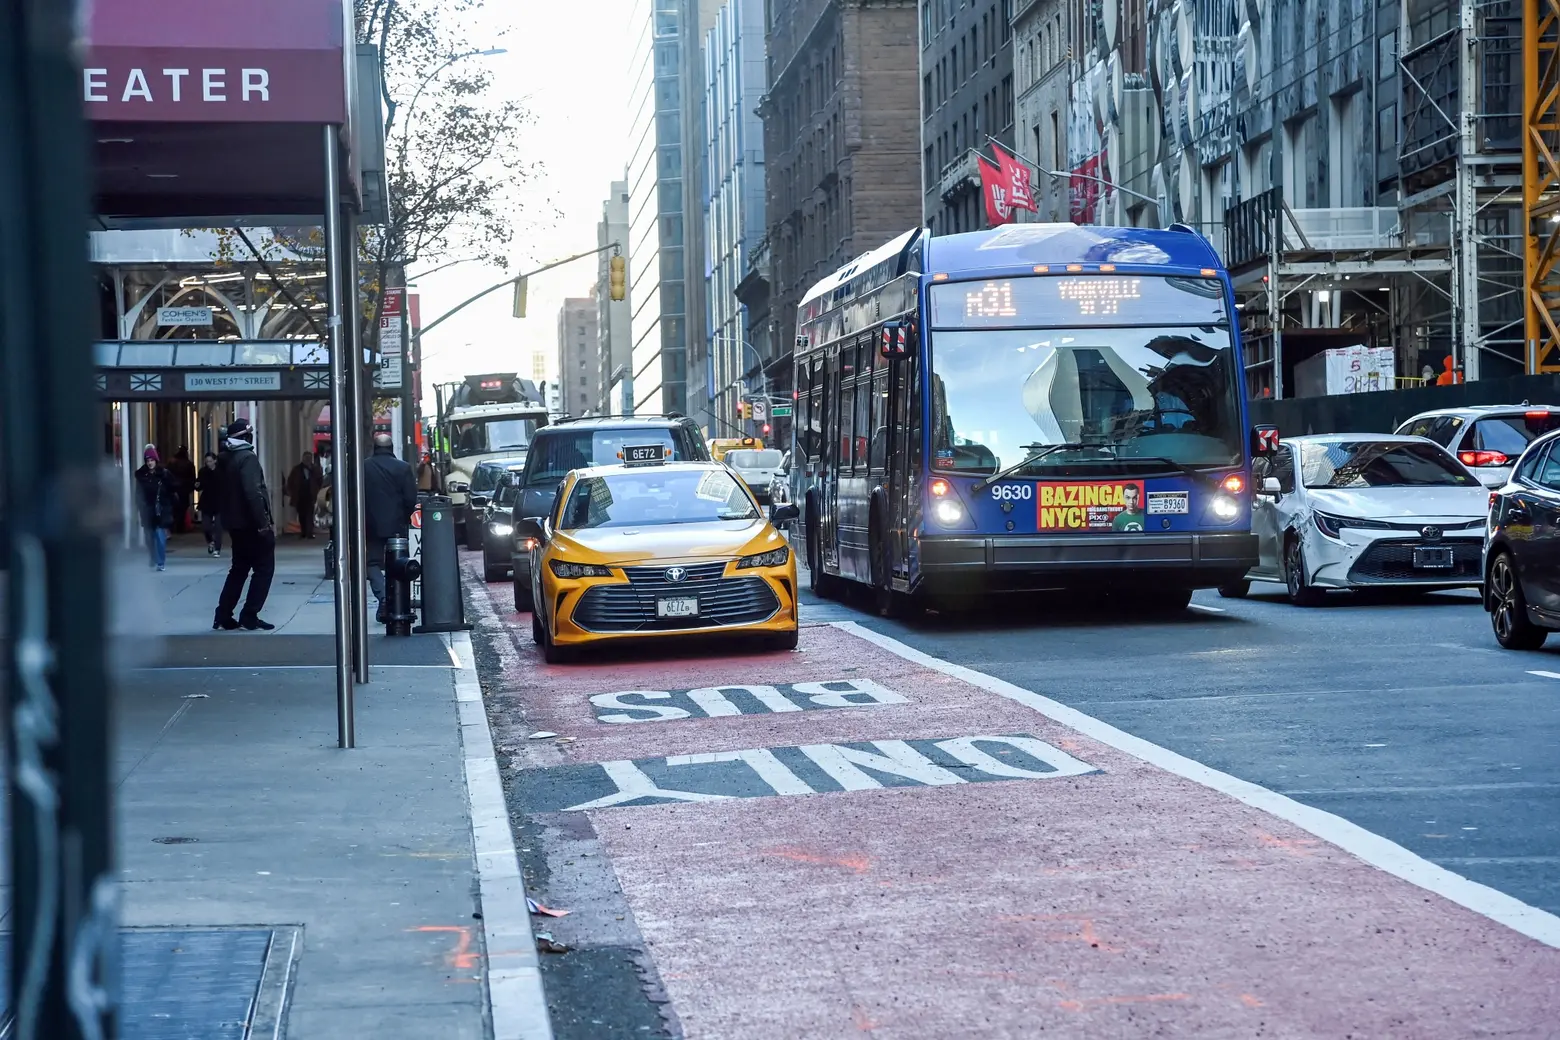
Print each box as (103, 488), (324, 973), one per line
(1036, 481), (1146, 532)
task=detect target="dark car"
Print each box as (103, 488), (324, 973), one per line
(479, 465), (528, 582)
(507, 415), (711, 612)
(1484, 429), (1560, 649)
(463, 456), (527, 551)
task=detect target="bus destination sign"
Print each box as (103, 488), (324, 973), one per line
(931, 274), (1227, 329)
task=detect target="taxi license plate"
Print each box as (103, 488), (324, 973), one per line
(1413, 547), (1453, 569)
(657, 596), (699, 618)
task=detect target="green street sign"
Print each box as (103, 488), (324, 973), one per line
(771, 404), (793, 417)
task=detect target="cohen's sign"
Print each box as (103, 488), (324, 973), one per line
(81, 52), (345, 122)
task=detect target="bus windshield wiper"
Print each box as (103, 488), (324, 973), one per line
(972, 442), (1109, 492)
(1109, 455), (1224, 491)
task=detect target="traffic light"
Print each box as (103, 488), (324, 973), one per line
(737, 401), (748, 420)
(762, 423), (771, 435)
(511, 275), (529, 319)
(609, 254), (626, 301)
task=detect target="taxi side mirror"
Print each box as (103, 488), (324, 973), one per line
(771, 503), (800, 525)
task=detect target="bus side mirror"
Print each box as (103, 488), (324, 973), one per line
(1252, 425), (1280, 457)
(879, 321), (915, 360)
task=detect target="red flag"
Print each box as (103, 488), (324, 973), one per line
(992, 142), (1038, 213)
(978, 154), (1013, 227)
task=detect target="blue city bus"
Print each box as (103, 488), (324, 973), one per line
(788, 222), (1275, 615)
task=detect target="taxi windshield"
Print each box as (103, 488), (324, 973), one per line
(558, 469), (760, 529)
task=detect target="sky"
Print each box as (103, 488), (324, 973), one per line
(410, 0), (636, 404)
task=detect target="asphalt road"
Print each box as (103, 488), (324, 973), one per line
(824, 579), (1560, 917)
(464, 552), (1560, 1038)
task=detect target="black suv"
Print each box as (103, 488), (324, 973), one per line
(506, 416), (711, 612)
(464, 456), (528, 551)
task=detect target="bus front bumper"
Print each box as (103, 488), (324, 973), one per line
(917, 532), (1257, 591)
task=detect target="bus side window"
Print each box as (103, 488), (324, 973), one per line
(854, 372), (870, 471)
(868, 367), (889, 474)
(839, 382), (855, 468)
(807, 357), (824, 460)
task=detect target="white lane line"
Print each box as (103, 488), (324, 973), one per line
(1186, 603), (1226, 614)
(835, 620), (1560, 949)
(446, 630), (554, 1040)
(447, 641), (465, 669)
(1526, 670), (1560, 680)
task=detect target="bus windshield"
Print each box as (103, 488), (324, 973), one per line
(927, 325), (1243, 475)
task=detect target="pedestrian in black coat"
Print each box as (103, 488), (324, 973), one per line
(195, 451), (223, 555)
(364, 433), (419, 622)
(212, 418), (277, 631)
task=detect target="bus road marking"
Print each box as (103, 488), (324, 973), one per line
(1187, 603), (1226, 614)
(1526, 670), (1560, 681)
(516, 734), (1100, 812)
(587, 678), (908, 725)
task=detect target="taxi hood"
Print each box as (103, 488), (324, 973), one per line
(551, 518), (785, 565)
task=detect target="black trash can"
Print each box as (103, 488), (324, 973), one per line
(414, 494), (468, 633)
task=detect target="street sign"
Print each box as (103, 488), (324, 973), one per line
(751, 399), (768, 422)
(376, 287), (404, 390)
(157, 306), (212, 326)
(771, 404), (792, 417)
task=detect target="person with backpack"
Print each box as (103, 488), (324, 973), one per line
(364, 432), (419, 624)
(212, 418), (277, 631)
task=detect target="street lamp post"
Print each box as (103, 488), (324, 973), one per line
(1042, 169), (1162, 222)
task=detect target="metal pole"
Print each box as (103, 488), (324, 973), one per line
(1, 0), (117, 1033)
(343, 205), (369, 682)
(1456, 0), (1481, 380)
(323, 125), (356, 748)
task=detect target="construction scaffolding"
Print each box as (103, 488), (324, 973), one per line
(1399, 0), (1526, 379)
(1528, 0), (1560, 371)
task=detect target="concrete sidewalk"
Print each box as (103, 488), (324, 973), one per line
(16, 541), (547, 1037)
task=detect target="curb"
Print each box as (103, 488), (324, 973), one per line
(448, 629), (555, 1040)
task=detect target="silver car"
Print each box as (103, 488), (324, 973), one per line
(725, 448), (785, 505)
(1395, 405), (1560, 488)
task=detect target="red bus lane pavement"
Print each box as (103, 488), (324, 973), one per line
(465, 573), (1560, 1038)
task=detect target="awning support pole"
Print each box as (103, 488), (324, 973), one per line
(343, 204), (370, 682)
(323, 124), (356, 748)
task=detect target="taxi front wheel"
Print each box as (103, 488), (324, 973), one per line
(766, 629), (799, 652)
(535, 612), (574, 664)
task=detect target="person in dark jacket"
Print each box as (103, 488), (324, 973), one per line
(286, 451), (322, 539)
(213, 418), (277, 631)
(195, 451), (223, 556)
(364, 432), (419, 623)
(135, 445), (176, 571)
(168, 447), (197, 532)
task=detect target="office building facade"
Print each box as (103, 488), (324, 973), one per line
(921, 0), (1016, 232)
(556, 298), (600, 417)
(596, 179), (633, 415)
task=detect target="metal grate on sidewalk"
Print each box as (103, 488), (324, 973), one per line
(1, 926), (295, 1039)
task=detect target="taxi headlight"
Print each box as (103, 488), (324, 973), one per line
(549, 560), (614, 579)
(738, 546), (791, 569)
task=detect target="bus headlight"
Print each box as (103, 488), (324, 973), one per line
(1210, 494), (1240, 520)
(933, 499), (966, 526)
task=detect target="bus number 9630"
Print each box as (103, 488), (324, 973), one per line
(990, 483), (1033, 501)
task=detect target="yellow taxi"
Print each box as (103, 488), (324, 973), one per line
(709, 435), (764, 462)
(522, 444), (800, 663)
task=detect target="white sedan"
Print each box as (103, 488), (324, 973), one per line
(1221, 434), (1489, 605)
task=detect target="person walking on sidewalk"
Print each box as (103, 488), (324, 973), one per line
(364, 432), (419, 624)
(195, 450), (223, 556)
(135, 445), (176, 571)
(169, 447), (197, 533)
(213, 418), (277, 631)
(286, 451), (322, 539)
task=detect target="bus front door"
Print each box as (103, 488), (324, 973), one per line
(885, 353), (915, 581)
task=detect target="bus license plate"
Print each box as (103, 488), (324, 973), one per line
(1147, 491), (1189, 515)
(1413, 547), (1453, 569)
(657, 596), (699, 618)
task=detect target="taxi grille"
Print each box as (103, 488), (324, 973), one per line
(1346, 539), (1482, 583)
(573, 564), (779, 633)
